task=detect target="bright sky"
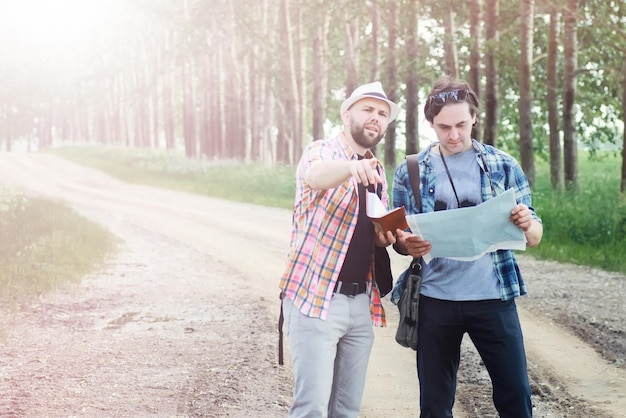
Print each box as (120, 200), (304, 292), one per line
(0, 0), (124, 76)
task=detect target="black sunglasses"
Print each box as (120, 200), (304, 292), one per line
(429, 89), (469, 106)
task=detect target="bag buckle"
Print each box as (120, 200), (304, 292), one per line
(410, 257), (422, 273)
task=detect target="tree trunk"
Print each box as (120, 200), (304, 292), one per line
(443, 0), (459, 78)
(75, 82), (90, 144)
(384, 1), (398, 168)
(151, 53), (160, 149)
(162, 69), (175, 150)
(294, 0), (306, 162)
(260, 0), (278, 164)
(369, 2), (379, 82)
(344, 18), (360, 97)
(110, 75), (122, 146)
(468, 0), (482, 141)
(244, 0), (260, 161)
(276, 0), (301, 164)
(483, 0), (499, 146)
(133, 31), (152, 149)
(181, 56), (197, 158)
(39, 103), (53, 149)
(404, 0), (420, 155)
(4, 107), (11, 151)
(198, 53), (211, 159)
(312, 11), (330, 141)
(547, 5), (562, 190)
(228, 4), (247, 161)
(518, 0), (535, 186)
(621, 56), (626, 193)
(161, 27), (175, 150)
(210, 47), (224, 159)
(249, 43), (260, 160)
(563, 0), (578, 190)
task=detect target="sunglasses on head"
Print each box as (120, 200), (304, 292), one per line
(429, 89), (469, 105)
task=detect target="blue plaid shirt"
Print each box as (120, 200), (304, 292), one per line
(392, 140), (542, 301)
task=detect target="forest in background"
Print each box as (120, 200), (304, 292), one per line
(1, 0), (625, 192)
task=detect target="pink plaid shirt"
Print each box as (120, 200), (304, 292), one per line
(279, 134), (388, 327)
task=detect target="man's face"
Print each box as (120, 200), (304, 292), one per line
(430, 102), (476, 155)
(345, 98), (390, 149)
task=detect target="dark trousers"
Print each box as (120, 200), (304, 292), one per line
(417, 295), (532, 418)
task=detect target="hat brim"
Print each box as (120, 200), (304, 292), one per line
(340, 94), (401, 123)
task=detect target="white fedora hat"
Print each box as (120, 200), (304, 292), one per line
(340, 81), (400, 122)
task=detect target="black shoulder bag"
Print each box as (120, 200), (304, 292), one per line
(394, 154), (423, 351)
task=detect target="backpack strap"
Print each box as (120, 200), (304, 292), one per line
(405, 154), (424, 272)
(406, 154), (422, 213)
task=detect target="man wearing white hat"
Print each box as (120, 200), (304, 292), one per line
(279, 81), (402, 417)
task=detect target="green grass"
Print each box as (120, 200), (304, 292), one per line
(45, 145), (626, 275)
(529, 152), (626, 272)
(45, 146), (296, 209)
(0, 190), (119, 305)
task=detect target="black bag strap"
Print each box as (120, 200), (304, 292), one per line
(406, 154), (422, 213)
(278, 292), (285, 365)
(406, 154), (423, 273)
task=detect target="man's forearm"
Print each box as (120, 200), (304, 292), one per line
(525, 220), (543, 247)
(306, 161), (353, 190)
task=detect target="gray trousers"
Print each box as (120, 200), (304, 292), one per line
(283, 293), (375, 418)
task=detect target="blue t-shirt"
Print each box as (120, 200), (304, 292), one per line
(392, 140), (542, 303)
(420, 147), (501, 301)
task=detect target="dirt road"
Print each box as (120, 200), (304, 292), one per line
(0, 152), (624, 417)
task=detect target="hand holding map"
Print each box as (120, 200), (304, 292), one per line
(405, 188), (526, 264)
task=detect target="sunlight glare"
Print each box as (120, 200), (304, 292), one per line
(1, 0), (122, 70)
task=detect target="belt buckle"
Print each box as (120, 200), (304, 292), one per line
(348, 283), (360, 297)
(334, 281), (364, 297)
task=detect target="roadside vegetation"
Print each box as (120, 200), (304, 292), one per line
(0, 190), (118, 305)
(45, 145), (626, 275)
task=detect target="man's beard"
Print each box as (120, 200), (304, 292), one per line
(351, 122), (386, 149)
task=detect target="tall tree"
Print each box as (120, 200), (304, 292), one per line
(518, 0), (535, 186)
(181, 55), (197, 158)
(404, 0), (420, 155)
(384, 1), (399, 167)
(442, 0), (459, 77)
(248, 0), (278, 162)
(368, 1), (380, 82)
(276, 0), (304, 164)
(563, 0), (578, 190)
(162, 29), (176, 150)
(547, 4), (562, 190)
(468, 0), (482, 142)
(344, 18), (360, 97)
(5, 0), (626, 188)
(311, 5), (330, 141)
(293, 0), (306, 162)
(622, 57), (626, 193)
(483, 0), (499, 146)
(198, 52), (213, 159)
(468, 0), (481, 95)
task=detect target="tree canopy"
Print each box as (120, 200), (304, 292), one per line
(1, 0), (625, 190)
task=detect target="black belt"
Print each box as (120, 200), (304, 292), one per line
(334, 281), (367, 297)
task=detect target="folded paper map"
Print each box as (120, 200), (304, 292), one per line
(366, 192), (409, 233)
(405, 188), (526, 263)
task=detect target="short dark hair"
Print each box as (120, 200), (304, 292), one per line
(423, 75), (479, 123)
